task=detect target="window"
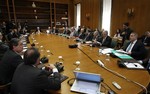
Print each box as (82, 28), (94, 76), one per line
(76, 3), (81, 27)
(102, 0), (112, 35)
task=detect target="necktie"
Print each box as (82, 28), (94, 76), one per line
(102, 38), (106, 44)
(126, 42), (133, 52)
(143, 37), (147, 43)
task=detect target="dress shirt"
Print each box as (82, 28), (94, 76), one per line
(126, 40), (137, 52)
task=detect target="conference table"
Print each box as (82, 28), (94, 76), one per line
(29, 33), (150, 94)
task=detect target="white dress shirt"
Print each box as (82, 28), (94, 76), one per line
(126, 40), (137, 52)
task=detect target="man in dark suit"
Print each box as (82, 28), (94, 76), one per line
(0, 38), (23, 85)
(35, 27), (42, 34)
(139, 31), (150, 46)
(75, 28), (86, 42)
(83, 29), (93, 41)
(11, 47), (61, 94)
(122, 22), (133, 40)
(123, 32), (146, 60)
(142, 48), (150, 68)
(121, 22), (133, 46)
(52, 26), (59, 34)
(94, 30), (112, 47)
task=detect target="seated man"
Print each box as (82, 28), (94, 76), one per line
(139, 31), (150, 46)
(47, 26), (52, 34)
(52, 27), (59, 34)
(0, 38), (23, 85)
(35, 27), (42, 34)
(83, 29), (93, 41)
(11, 47), (61, 94)
(75, 28), (86, 42)
(123, 32), (146, 60)
(93, 30), (112, 47)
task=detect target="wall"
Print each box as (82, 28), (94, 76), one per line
(68, 0), (74, 27)
(111, 0), (150, 37)
(74, 0), (101, 30)
(73, 0), (150, 37)
(2, 0), (150, 36)
(28, 0), (70, 3)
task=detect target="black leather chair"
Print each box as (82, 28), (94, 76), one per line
(0, 82), (11, 94)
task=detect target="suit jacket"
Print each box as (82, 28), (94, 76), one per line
(11, 63), (61, 94)
(97, 36), (112, 47)
(52, 29), (59, 34)
(121, 28), (133, 40)
(7, 32), (15, 41)
(0, 50), (23, 85)
(0, 42), (9, 61)
(142, 48), (150, 67)
(123, 41), (146, 60)
(78, 32), (86, 40)
(141, 36), (150, 46)
(84, 32), (93, 41)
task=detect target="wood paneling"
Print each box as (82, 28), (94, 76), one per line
(74, 0), (101, 30)
(73, 0), (150, 37)
(111, 0), (150, 37)
(28, 0), (70, 4)
(68, 0), (74, 27)
(0, 0), (72, 29)
(1, 0), (150, 36)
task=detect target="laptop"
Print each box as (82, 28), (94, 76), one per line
(70, 71), (101, 94)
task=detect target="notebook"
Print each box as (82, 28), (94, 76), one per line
(70, 71), (101, 94)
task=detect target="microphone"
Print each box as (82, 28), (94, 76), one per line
(97, 60), (104, 67)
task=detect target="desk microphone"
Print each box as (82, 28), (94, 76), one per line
(97, 60), (104, 67)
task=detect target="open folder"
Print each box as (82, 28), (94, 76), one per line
(111, 50), (133, 59)
(70, 71), (101, 94)
(124, 62), (144, 69)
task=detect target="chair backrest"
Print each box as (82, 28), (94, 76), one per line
(110, 39), (118, 49)
(122, 40), (130, 49)
(0, 82), (11, 94)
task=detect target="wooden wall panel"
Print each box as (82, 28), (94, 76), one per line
(29, 0), (70, 4)
(74, 0), (101, 30)
(111, 0), (150, 37)
(68, 0), (74, 27)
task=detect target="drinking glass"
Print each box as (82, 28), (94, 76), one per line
(75, 61), (80, 71)
(105, 54), (110, 61)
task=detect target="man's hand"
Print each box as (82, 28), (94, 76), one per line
(127, 52), (132, 55)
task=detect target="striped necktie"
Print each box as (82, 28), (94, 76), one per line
(126, 42), (133, 52)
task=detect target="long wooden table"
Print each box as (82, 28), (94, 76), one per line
(29, 33), (150, 94)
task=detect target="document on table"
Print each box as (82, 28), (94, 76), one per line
(124, 62), (144, 69)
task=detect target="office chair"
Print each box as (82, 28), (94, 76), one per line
(0, 82), (11, 94)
